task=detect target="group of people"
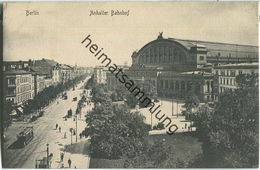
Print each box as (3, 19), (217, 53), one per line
(60, 152), (74, 168)
(56, 124), (62, 132)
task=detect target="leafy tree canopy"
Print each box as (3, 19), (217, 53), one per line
(190, 73), (258, 168)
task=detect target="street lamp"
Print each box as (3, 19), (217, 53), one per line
(46, 144), (49, 168)
(75, 114), (78, 143)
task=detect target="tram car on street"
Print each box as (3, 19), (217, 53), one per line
(17, 127), (33, 146)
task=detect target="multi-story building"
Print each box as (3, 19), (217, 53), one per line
(52, 66), (61, 85)
(94, 66), (107, 84)
(107, 33), (258, 102)
(58, 64), (74, 82)
(213, 63), (259, 100)
(3, 70), (34, 106)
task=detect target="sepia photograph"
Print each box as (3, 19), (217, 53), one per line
(1, 2), (259, 168)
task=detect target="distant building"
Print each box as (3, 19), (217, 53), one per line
(58, 64), (74, 82)
(3, 70), (34, 106)
(213, 63), (259, 100)
(52, 66), (61, 85)
(94, 66), (107, 84)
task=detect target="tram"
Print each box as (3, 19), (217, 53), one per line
(17, 127), (33, 146)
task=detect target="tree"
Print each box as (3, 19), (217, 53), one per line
(123, 139), (186, 168)
(91, 84), (111, 105)
(84, 103), (150, 159)
(125, 94), (139, 109)
(190, 74), (259, 168)
(183, 94), (200, 123)
(3, 100), (13, 129)
(110, 84), (129, 102)
(85, 74), (95, 89)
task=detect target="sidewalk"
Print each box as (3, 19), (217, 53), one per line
(50, 91), (93, 169)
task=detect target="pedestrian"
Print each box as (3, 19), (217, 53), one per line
(79, 133), (82, 139)
(185, 123), (187, 129)
(59, 126), (61, 133)
(56, 124), (58, 130)
(49, 153), (53, 159)
(64, 132), (67, 139)
(68, 158), (72, 168)
(60, 152), (64, 162)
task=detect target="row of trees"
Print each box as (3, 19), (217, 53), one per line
(185, 74), (258, 168)
(23, 75), (87, 115)
(84, 74), (158, 109)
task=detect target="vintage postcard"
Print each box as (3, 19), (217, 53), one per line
(1, 2), (259, 169)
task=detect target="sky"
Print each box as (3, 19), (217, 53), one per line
(3, 2), (259, 67)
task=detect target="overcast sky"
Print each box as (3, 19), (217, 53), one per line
(3, 2), (258, 67)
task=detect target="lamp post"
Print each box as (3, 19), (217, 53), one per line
(46, 144), (49, 168)
(76, 114), (78, 143)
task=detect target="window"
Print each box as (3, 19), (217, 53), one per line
(8, 78), (15, 85)
(230, 70), (235, 76)
(199, 56), (204, 61)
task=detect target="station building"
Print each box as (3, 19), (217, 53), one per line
(107, 33), (258, 102)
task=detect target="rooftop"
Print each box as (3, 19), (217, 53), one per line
(4, 70), (32, 75)
(30, 66), (52, 75)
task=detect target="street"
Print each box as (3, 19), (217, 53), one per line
(2, 78), (92, 168)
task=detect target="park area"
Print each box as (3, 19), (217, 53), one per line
(89, 132), (202, 168)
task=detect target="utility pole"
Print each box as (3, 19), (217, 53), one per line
(172, 97), (174, 116)
(46, 144), (49, 168)
(150, 113), (153, 130)
(177, 101), (179, 118)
